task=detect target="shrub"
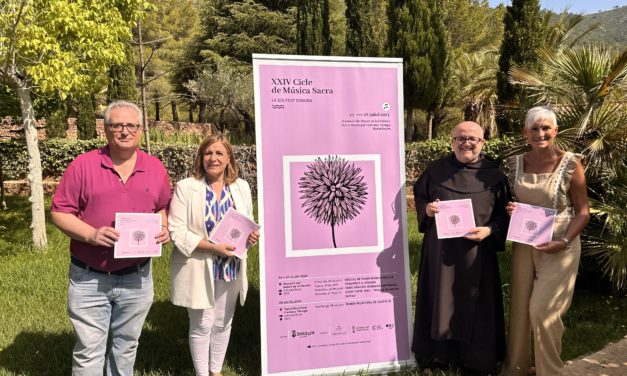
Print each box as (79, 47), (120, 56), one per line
(0, 139), (258, 195)
(404, 135), (515, 184)
(0, 140), (30, 180)
(45, 108), (69, 139)
(149, 128), (206, 145)
(42, 139), (106, 177)
(0, 136), (515, 198)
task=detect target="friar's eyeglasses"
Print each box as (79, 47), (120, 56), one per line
(452, 136), (484, 145)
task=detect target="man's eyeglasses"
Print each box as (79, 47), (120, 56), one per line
(452, 136), (484, 145)
(106, 123), (141, 133)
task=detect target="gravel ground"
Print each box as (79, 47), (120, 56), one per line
(563, 335), (627, 375)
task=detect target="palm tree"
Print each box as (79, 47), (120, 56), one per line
(509, 45), (627, 290)
(585, 183), (627, 290)
(454, 47), (500, 138)
(509, 47), (627, 177)
(541, 9), (600, 51)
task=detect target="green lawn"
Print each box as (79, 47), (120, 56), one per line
(0, 196), (625, 375)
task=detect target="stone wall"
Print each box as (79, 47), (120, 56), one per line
(0, 116), (46, 141)
(0, 117), (215, 141)
(2, 180), (59, 196)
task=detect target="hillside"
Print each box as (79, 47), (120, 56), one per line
(574, 5), (627, 47)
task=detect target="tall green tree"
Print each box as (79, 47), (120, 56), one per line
(388, 0), (449, 141)
(321, 0), (331, 54)
(496, 0), (542, 134)
(173, 0), (295, 125)
(107, 41), (138, 102)
(76, 94), (97, 139)
(297, 0), (332, 55)
(45, 97), (69, 139)
(134, 0), (200, 125)
(0, 0), (144, 248)
(442, 0), (505, 53)
(184, 57), (254, 137)
(258, 0), (298, 10)
(345, 0), (379, 56)
(202, 0), (296, 63)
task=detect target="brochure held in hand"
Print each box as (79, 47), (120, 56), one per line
(114, 212), (162, 258)
(209, 207), (260, 258)
(506, 203), (556, 246)
(434, 199), (476, 239)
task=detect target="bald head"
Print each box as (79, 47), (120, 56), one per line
(452, 121), (484, 138)
(451, 121), (485, 164)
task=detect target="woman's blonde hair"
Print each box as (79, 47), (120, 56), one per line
(192, 134), (239, 184)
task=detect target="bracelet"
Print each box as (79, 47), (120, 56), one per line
(561, 237), (570, 247)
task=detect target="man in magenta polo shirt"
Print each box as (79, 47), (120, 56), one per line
(51, 100), (171, 376)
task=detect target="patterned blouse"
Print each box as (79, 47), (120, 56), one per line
(205, 183), (241, 281)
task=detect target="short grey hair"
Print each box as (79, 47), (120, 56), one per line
(104, 100), (143, 125)
(525, 106), (557, 129)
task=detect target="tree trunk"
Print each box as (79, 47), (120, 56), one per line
(432, 109), (446, 139)
(189, 102), (195, 123)
(171, 100), (179, 122)
(405, 108), (414, 142)
(198, 102), (206, 123)
(66, 96), (77, 118)
(239, 107), (254, 136)
(0, 154), (6, 210)
(486, 101), (497, 140)
(427, 111), (433, 140)
(218, 108), (226, 133)
(16, 86), (47, 249)
(412, 115), (420, 141)
(154, 98), (160, 121)
(432, 119), (439, 139)
(464, 102), (479, 121)
(137, 20), (151, 154)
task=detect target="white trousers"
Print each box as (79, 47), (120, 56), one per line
(187, 279), (239, 375)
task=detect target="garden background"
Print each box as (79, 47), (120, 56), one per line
(1, 0), (626, 375)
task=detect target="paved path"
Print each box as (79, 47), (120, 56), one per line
(564, 335), (627, 375)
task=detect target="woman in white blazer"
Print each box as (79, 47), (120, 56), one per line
(169, 134), (259, 376)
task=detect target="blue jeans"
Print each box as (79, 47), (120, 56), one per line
(67, 261), (153, 376)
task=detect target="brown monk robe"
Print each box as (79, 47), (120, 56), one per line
(412, 122), (510, 375)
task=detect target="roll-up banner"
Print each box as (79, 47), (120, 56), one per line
(253, 54), (414, 375)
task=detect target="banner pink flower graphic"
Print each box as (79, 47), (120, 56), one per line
(298, 155), (368, 248)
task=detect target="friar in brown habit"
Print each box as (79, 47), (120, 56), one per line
(412, 122), (511, 375)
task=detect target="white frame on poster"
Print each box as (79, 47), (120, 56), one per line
(282, 153), (384, 257)
(253, 54), (414, 376)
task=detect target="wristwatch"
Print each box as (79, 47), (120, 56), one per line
(561, 237), (570, 247)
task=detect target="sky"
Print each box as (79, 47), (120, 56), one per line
(488, 0), (627, 14)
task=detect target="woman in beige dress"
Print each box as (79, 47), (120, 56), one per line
(502, 107), (590, 376)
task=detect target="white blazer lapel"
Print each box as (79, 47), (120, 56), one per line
(229, 180), (246, 216)
(191, 178), (209, 239)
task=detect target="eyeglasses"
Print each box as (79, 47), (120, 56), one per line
(452, 136), (484, 145)
(106, 123), (141, 133)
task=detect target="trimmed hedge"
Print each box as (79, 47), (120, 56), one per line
(0, 136), (516, 197)
(405, 136), (516, 183)
(0, 139), (259, 195)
